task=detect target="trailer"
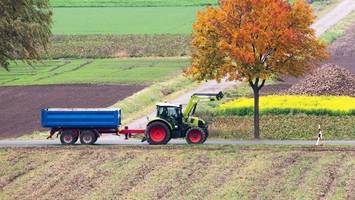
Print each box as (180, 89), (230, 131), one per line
(42, 92), (224, 145)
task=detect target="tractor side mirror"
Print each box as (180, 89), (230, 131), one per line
(217, 91), (224, 100)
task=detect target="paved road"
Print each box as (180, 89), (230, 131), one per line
(0, 134), (354, 147)
(1, 1), (355, 147)
(312, 0), (355, 37)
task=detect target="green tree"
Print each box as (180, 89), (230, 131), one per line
(0, 0), (52, 69)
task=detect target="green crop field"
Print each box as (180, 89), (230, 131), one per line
(0, 58), (189, 86)
(52, 7), (200, 35)
(0, 146), (354, 200)
(49, 0), (218, 7)
(50, 1), (338, 35)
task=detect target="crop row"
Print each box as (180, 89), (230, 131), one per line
(218, 96), (355, 116)
(43, 35), (191, 59)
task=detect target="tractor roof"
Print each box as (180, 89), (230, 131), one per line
(156, 102), (179, 107)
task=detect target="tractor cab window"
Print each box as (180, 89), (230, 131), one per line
(157, 106), (179, 119)
(157, 106), (181, 127)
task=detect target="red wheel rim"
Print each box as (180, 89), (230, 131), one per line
(188, 130), (202, 143)
(64, 135), (73, 143)
(150, 127), (166, 143)
(83, 135), (92, 143)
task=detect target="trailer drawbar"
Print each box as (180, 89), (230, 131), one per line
(41, 92), (224, 145)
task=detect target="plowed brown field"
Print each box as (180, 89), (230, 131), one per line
(0, 84), (144, 138)
(0, 146), (354, 200)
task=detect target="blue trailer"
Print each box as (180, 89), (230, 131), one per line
(41, 108), (127, 144)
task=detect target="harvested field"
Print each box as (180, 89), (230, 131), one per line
(0, 84), (144, 138)
(0, 146), (354, 200)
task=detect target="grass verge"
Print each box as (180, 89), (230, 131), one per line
(320, 11), (355, 44)
(0, 146), (353, 200)
(207, 115), (355, 140)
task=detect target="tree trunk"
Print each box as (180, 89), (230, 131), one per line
(252, 86), (260, 139)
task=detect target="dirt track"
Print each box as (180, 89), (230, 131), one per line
(0, 84), (144, 138)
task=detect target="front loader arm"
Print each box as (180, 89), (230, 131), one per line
(183, 91), (224, 118)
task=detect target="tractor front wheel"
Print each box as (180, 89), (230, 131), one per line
(146, 121), (171, 145)
(186, 127), (207, 144)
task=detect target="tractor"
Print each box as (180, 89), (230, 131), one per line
(143, 91), (224, 145)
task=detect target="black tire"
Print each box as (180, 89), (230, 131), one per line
(80, 130), (97, 145)
(186, 127), (207, 144)
(146, 121), (171, 145)
(60, 130), (77, 145)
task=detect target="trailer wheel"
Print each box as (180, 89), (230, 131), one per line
(80, 130), (97, 145)
(146, 121), (171, 145)
(186, 127), (207, 144)
(60, 130), (77, 145)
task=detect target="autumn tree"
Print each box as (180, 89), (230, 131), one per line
(187, 0), (329, 138)
(0, 0), (52, 69)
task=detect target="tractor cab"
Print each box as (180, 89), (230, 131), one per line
(156, 103), (182, 129)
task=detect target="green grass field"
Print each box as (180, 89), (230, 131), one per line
(0, 58), (189, 86)
(52, 7), (200, 35)
(0, 146), (354, 200)
(50, 0), (217, 7)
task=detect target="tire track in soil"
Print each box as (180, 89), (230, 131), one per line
(38, 150), (117, 200)
(192, 155), (250, 199)
(34, 59), (93, 82)
(345, 152), (355, 200)
(48, 60), (71, 72)
(8, 149), (115, 200)
(318, 153), (347, 200)
(0, 150), (48, 191)
(156, 154), (214, 200)
(248, 151), (302, 200)
(110, 154), (169, 199)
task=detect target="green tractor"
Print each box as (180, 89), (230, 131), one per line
(143, 91), (224, 145)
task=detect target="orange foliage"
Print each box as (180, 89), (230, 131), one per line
(187, 0), (329, 83)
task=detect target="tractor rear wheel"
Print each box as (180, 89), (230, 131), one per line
(60, 130), (78, 145)
(80, 130), (97, 145)
(186, 127), (207, 144)
(146, 121), (171, 145)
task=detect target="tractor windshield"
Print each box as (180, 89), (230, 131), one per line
(157, 106), (181, 127)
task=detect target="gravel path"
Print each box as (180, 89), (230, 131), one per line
(311, 0), (355, 37)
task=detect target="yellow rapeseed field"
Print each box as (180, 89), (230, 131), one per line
(219, 96), (355, 115)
